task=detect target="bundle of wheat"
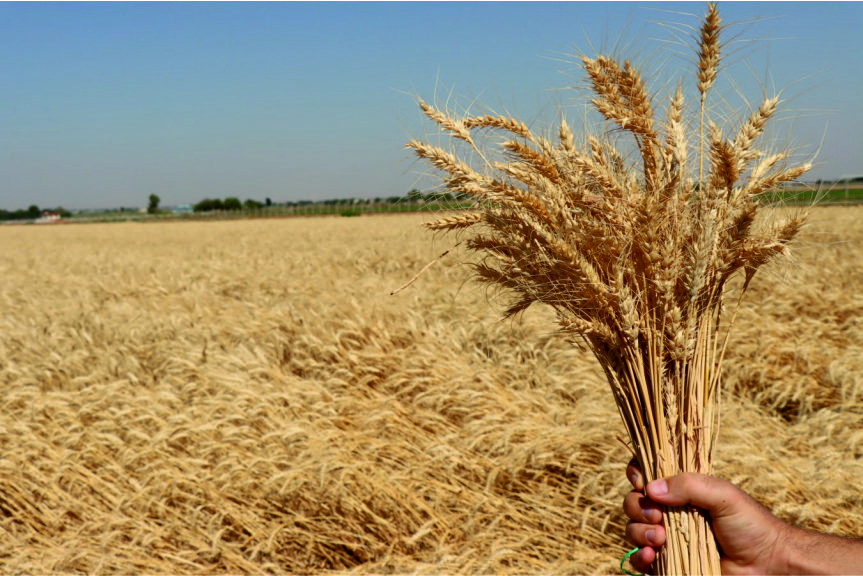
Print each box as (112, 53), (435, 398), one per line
(407, 4), (811, 574)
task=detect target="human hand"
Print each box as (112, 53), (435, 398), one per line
(622, 459), (791, 575)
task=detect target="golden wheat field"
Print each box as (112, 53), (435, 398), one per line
(0, 207), (861, 574)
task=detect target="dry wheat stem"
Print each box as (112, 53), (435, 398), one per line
(409, 3), (810, 575)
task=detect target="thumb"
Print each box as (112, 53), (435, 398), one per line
(645, 473), (739, 517)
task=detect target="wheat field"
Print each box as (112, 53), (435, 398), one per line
(0, 208), (861, 574)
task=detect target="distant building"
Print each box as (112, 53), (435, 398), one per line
(172, 204), (193, 214)
(35, 211), (62, 224)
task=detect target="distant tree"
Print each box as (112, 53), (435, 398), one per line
(244, 198), (263, 210)
(0, 205), (44, 221)
(405, 189), (424, 202)
(223, 197), (242, 211)
(194, 198), (224, 212)
(426, 192), (450, 203)
(265, 197), (272, 207)
(147, 194), (160, 214)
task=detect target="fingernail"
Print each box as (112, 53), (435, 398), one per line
(646, 529), (656, 545)
(628, 471), (639, 486)
(649, 479), (668, 496)
(646, 508), (663, 523)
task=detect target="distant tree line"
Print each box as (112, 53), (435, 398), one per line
(190, 190), (468, 212)
(193, 197), (271, 212)
(2, 189), (469, 222)
(0, 204), (72, 221)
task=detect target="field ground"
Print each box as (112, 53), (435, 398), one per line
(771, 186), (863, 204)
(1, 207), (862, 574)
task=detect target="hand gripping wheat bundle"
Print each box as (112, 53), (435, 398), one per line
(406, 4), (810, 575)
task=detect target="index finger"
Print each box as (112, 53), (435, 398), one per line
(627, 458), (645, 492)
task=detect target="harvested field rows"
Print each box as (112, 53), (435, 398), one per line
(1, 208), (861, 574)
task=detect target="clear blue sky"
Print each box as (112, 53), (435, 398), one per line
(1, 2), (860, 210)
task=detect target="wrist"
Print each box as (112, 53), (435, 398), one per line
(768, 522), (807, 575)
(775, 524), (860, 576)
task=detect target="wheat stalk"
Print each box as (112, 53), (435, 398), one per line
(408, 3), (811, 575)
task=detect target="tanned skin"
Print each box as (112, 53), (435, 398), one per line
(623, 460), (863, 575)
